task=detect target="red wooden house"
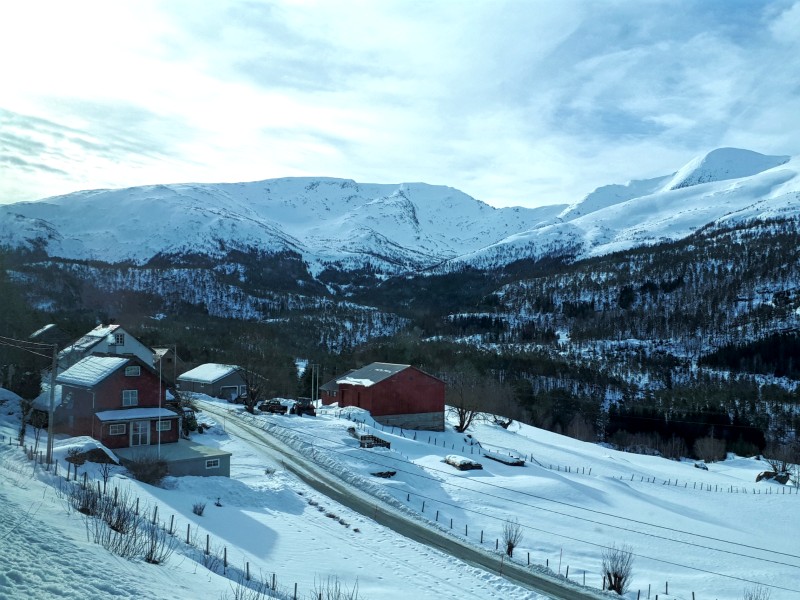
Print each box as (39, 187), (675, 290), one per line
(320, 362), (444, 431)
(54, 354), (179, 450)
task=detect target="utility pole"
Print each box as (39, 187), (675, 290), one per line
(46, 343), (57, 464)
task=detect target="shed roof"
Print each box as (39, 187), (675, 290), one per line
(178, 363), (240, 384)
(115, 439), (231, 462)
(336, 362), (409, 388)
(56, 356), (129, 387)
(95, 408), (177, 422)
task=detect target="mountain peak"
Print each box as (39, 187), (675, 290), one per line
(664, 147), (790, 191)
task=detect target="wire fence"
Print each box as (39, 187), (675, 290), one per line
(9, 440), (364, 600)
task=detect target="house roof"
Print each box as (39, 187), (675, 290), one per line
(95, 408), (178, 422)
(56, 356), (129, 387)
(178, 363), (240, 384)
(58, 324), (122, 359)
(32, 385), (63, 411)
(336, 362), (410, 388)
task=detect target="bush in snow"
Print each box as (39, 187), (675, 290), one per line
(126, 454), (168, 485)
(311, 575), (364, 600)
(502, 519), (523, 558)
(742, 585), (771, 600)
(601, 543), (634, 595)
(192, 501), (206, 516)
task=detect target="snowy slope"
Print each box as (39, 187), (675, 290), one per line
(452, 150), (800, 268)
(2, 388), (797, 600)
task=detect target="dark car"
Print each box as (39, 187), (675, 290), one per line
(258, 399), (288, 414)
(292, 399), (316, 417)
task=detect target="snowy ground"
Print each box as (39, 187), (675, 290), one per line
(1, 386), (798, 600)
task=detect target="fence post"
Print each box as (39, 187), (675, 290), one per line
(481, 530), (483, 544)
(187, 524), (190, 544)
(465, 524), (468, 536)
(527, 552), (530, 565)
(665, 582), (668, 594)
(566, 565), (569, 579)
(223, 547), (227, 571)
(152, 505), (158, 525)
(206, 534), (210, 556)
(294, 582), (297, 600)
(435, 510), (438, 522)
(246, 562), (250, 581)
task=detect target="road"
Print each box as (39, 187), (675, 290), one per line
(199, 401), (610, 600)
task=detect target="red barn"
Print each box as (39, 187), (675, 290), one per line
(54, 354), (179, 449)
(320, 363), (444, 431)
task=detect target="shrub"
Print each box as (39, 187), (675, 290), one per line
(193, 501), (206, 516)
(502, 519), (523, 557)
(126, 454), (168, 485)
(602, 544), (634, 595)
(742, 585), (771, 600)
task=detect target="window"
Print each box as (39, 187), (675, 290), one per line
(156, 420), (171, 431)
(114, 333), (125, 345)
(122, 390), (138, 406)
(109, 424), (126, 436)
(125, 366), (141, 377)
(206, 459), (220, 469)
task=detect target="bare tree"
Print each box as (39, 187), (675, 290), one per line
(236, 366), (269, 414)
(502, 519), (524, 558)
(693, 435), (726, 462)
(442, 367), (486, 433)
(763, 440), (799, 476)
(601, 544), (634, 595)
(742, 585), (771, 600)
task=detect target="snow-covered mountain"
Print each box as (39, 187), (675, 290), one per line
(1, 147), (798, 279)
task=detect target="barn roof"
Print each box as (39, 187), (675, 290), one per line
(336, 362), (409, 388)
(178, 363), (240, 384)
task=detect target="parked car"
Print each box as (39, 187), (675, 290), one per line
(258, 399), (288, 414)
(292, 399), (316, 416)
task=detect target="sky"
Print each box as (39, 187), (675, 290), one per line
(1, 0), (799, 209)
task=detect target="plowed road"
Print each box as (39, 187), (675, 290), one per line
(199, 402), (609, 600)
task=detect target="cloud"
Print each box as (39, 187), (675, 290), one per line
(0, 0), (797, 207)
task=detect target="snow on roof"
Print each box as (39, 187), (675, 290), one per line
(95, 408), (177, 422)
(30, 323), (57, 339)
(178, 363), (239, 384)
(56, 356), (129, 387)
(335, 362), (409, 387)
(32, 385), (63, 411)
(59, 324), (121, 358)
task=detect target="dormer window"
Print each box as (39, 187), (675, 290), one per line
(125, 366), (141, 377)
(114, 333), (125, 345)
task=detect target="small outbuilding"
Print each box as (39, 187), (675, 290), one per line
(177, 364), (246, 401)
(321, 362), (445, 431)
(115, 439), (232, 477)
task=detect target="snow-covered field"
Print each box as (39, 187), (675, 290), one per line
(1, 387), (798, 600)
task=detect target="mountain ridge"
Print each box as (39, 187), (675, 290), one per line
(1, 148), (797, 281)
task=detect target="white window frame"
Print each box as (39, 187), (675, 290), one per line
(125, 365), (141, 376)
(206, 459), (220, 469)
(114, 333), (125, 345)
(122, 390), (139, 407)
(109, 423), (126, 436)
(156, 420), (171, 431)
